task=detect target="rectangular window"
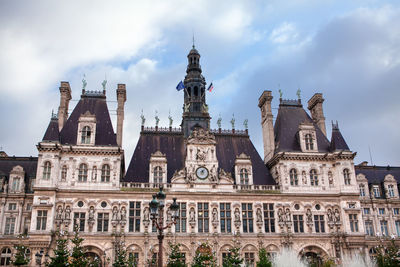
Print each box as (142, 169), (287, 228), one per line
(175, 202), (187, 233)
(363, 208), (370, 215)
(365, 220), (374, 236)
(4, 217), (15, 235)
(36, 210), (47, 230)
(394, 208), (400, 215)
(222, 252), (231, 265)
(220, 203), (231, 233)
(378, 208), (385, 215)
(198, 203), (209, 233)
(242, 203), (253, 233)
(128, 252), (139, 266)
(293, 215), (304, 233)
(349, 214), (359, 232)
(359, 185), (366, 197)
(26, 204), (32, 211)
(388, 185), (395, 197)
(380, 220), (388, 236)
(263, 203), (275, 233)
(129, 201), (141, 232)
(314, 215), (325, 233)
(348, 203), (356, 209)
(74, 212), (85, 232)
(12, 178), (20, 191)
(396, 221), (400, 237)
(97, 213), (109, 232)
(8, 203), (16, 211)
(244, 252), (255, 266)
(373, 186), (380, 198)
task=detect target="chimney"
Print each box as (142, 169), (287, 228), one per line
(116, 84), (127, 147)
(258, 91), (275, 163)
(57, 81), (72, 131)
(307, 93), (327, 136)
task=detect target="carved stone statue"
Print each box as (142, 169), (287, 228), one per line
(82, 75), (87, 91)
(210, 165), (217, 182)
(168, 114), (173, 127)
(184, 103), (190, 113)
(212, 208), (218, 222)
(92, 166), (97, 182)
(64, 206), (71, 220)
(278, 208), (284, 223)
(102, 79), (107, 91)
(89, 206), (95, 221)
(306, 209), (312, 224)
(217, 116), (222, 128)
(166, 208), (172, 222)
(143, 207), (150, 221)
(302, 171), (307, 185)
(155, 112), (160, 127)
(243, 119), (248, 129)
(334, 209), (340, 222)
(140, 110), (146, 126)
(230, 114), (235, 129)
(189, 207), (196, 222)
(234, 208), (240, 222)
(256, 208), (262, 223)
(327, 209), (333, 223)
(328, 171), (333, 186)
(196, 148), (207, 161)
(285, 208), (291, 222)
(120, 206), (127, 221)
(112, 206), (119, 221)
(56, 206), (63, 220)
(3, 182), (8, 193)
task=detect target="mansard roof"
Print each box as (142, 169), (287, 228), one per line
(59, 96), (117, 146)
(274, 100), (331, 153)
(355, 165), (400, 184)
(330, 124), (350, 151)
(42, 117), (60, 142)
(124, 129), (275, 185)
(0, 156), (38, 193)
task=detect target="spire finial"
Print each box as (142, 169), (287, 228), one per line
(192, 32), (195, 49)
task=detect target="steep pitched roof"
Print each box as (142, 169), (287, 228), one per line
(274, 100), (331, 153)
(0, 156), (38, 193)
(124, 131), (275, 185)
(42, 117), (60, 142)
(59, 96), (117, 146)
(330, 124), (350, 151)
(355, 165), (400, 184)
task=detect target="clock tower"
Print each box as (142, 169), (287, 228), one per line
(181, 45), (211, 137)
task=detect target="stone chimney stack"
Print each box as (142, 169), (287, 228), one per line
(116, 84), (127, 147)
(57, 81), (72, 131)
(307, 93), (327, 136)
(258, 91), (275, 163)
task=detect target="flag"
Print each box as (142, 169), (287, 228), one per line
(207, 82), (214, 92)
(176, 81), (185, 91)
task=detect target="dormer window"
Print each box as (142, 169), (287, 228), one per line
(305, 134), (314, 150)
(290, 169), (298, 186)
(388, 185), (395, 198)
(359, 184), (366, 197)
(240, 168), (249, 185)
(153, 166), (163, 184)
(43, 161), (51, 180)
(78, 163), (88, 182)
(310, 169), (318, 186)
(11, 178), (20, 192)
(373, 186), (380, 198)
(343, 169), (351, 185)
(101, 164), (111, 182)
(81, 126), (91, 144)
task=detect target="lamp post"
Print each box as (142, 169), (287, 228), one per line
(149, 187), (180, 267)
(35, 250), (43, 266)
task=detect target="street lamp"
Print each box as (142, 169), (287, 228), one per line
(35, 251), (43, 266)
(149, 187), (179, 267)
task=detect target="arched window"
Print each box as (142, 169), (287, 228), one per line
(343, 169), (351, 185)
(194, 86), (199, 97)
(0, 247), (11, 266)
(290, 169), (298, 186)
(61, 166), (67, 181)
(310, 169), (318, 186)
(101, 164), (110, 182)
(43, 161), (51, 180)
(240, 169), (249, 185)
(305, 134), (314, 150)
(154, 166), (163, 184)
(78, 164), (88, 182)
(81, 126), (91, 144)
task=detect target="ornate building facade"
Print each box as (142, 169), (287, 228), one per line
(0, 46), (399, 266)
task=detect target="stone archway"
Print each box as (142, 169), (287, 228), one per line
(84, 245), (104, 267)
(299, 245), (329, 267)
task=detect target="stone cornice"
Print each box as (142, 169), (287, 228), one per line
(37, 144), (123, 156)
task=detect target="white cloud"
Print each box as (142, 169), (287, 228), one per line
(269, 22), (298, 44)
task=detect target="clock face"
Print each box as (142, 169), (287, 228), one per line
(196, 167), (209, 180)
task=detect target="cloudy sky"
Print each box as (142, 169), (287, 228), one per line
(0, 0), (399, 166)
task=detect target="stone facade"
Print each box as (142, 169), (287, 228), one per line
(0, 47), (399, 267)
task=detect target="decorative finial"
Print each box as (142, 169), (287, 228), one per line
(217, 114), (222, 128)
(155, 111), (160, 127)
(168, 110), (173, 127)
(243, 119), (248, 129)
(296, 88), (301, 99)
(192, 32), (195, 49)
(140, 110), (145, 126)
(82, 74), (87, 91)
(230, 114), (235, 129)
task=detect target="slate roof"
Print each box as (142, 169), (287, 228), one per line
(59, 96), (117, 146)
(274, 100), (331, 153)
(124, 131), (276, 185)
(42, 117), (60, 142)
(355, 165), (400, 184)
(0, 156), (38, 193)
(330, 126), (350, 151)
